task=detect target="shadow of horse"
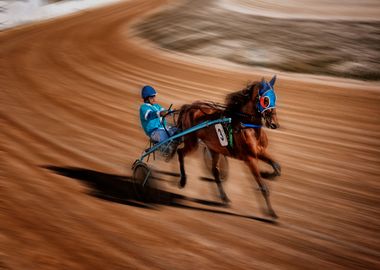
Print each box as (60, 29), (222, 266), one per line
(43, 165), (276, 224)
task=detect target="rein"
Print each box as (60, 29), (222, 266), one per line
(204, 102), (262, 128)
(240, 123), (262, 128)
(203, 102), (257, 120)
(178, 101), (266, 133)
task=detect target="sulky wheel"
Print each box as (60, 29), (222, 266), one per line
(132, 161), (158, 202)
(202, 146), (229, 181)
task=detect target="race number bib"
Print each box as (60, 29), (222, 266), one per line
(215, 124), (228, 146)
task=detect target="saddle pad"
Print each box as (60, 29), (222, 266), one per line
(215, 123), (228, 147)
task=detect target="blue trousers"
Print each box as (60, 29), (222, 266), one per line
(150, 127), (179, 143)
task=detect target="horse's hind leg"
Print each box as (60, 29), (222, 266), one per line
(177, 148), (187, 188)
(258, 152), (281, 180)
(210, 150), (230, 204)
(245, 156), (277, 219)
(177, 134), (199, 188)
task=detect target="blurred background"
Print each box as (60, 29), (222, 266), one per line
(134, 0), (380, 80)
(4, 0), (379, 79)
(1, 1), (379, 269)
(0, 0), (120, 29)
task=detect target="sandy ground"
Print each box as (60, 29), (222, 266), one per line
(1, 0), (380, 269)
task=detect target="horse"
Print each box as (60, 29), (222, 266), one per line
(176, 75), (281, 219)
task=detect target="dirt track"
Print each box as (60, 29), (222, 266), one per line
(1, 0), (380, 269)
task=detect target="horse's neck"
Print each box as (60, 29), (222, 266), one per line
(240, 100), (261, 123)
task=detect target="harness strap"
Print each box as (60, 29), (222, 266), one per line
(241, 123), (262, 128)
(228, 124), (233, 148)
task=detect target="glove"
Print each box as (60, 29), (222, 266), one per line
(160, 109), (175, 117)
(159, 110), (168, 117)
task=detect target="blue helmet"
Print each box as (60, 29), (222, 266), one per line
(141, 85), (157, 99)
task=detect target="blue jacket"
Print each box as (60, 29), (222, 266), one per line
(139, 103), (166, 136)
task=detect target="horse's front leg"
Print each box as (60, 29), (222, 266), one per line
(210, 150), (230, 204)
(177, 148), (187, 188)
(258, 152), (281, 180)
(245, 156), (278, 219)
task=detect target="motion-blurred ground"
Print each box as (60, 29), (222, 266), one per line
(1, 0), (380, 269)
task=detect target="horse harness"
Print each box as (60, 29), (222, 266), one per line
(185, 96), (275, 156)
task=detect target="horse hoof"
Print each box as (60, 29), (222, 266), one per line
(221, 200), (231, 208)
(268, 210), (278, 219)
(179, 177), (187, 188)
(260, 172), (277, 180)
(221, 196), (231, 205)
(273, 163), (282, 176)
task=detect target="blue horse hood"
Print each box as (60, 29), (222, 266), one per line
(258, 83), (277, 113)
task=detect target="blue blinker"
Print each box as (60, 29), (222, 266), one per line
(258, 79), (277, 113)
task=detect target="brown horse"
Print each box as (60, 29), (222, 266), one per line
(176, 76), (281, 219)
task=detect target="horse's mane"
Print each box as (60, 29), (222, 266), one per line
(225, 81), (259, 113)
(177, 81), (261, 130)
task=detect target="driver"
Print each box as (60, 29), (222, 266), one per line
(139, 85), (178, 147)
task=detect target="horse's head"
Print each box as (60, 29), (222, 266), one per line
(256, 75), (280, 129)
(226, 76), (280, 129)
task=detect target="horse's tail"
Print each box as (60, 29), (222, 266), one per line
(177, 104), (199, 152)
(176, 104), (190, 131)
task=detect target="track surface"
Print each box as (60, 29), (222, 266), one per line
(1, 1), (380, 269)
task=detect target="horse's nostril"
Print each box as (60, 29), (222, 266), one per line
(271, 123), (278, 129)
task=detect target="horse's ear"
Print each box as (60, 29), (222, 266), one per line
(242, 82), (253, 96)
(269, 75), (277, 87)
(258, 78), (266, 95)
